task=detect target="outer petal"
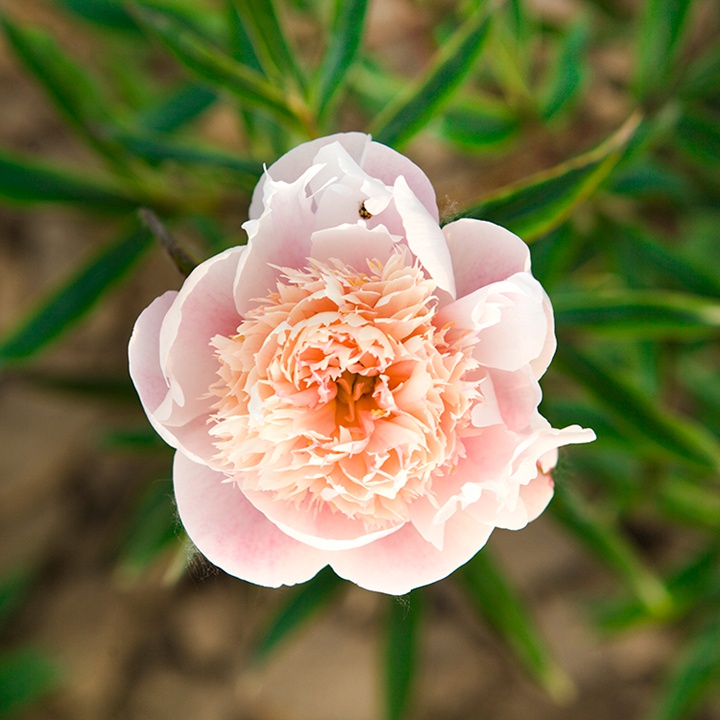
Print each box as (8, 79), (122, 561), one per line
(174, 452), (328, 587)
(129, 290), (179, 449)
(249, 132), (439, 222)
(329, 511), (493, 594)
(443, 219), (531, 299)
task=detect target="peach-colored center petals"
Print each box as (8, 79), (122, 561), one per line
(209, 251), (481, 526)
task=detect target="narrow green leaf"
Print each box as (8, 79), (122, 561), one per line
(117, 479), (180, 577)
(0, 570), (34, 631)
(541, 19), (589, 120)
(457, 550), (573, 701)
(554, 345), (720, 471)
(0, 150), (137, 209)
(455, 113), (642, 241)
(102, 427), (172, 451)
(113, 130), (262, 189)
(651, 617), (720, 720)
(253, 568), (345, 661)
(657, 475), (720, 532)
(0, 228), (151, 365)
(610, 159), (691, 200)
(595, 544), (720, 631)
(0, 648), (59, 717)
(385, 593), (422, 720)
(12, 371), (138, 402)
(370, 2), (494, 148)
(131, 4), (305, 131)
(226, 0), (262, 71)
(551, 482), (673, 617)
(553, 290), (720, 339)
(313, 0), (369, 120)
(230, 0), (305, 90)
(50, 0), (139, 32)
(438, 97), (519, 150)
(0, 17), (127, 164)
(139, 82), (218, 133)
(608, 222), (720, 298)
(635, 0), (695, 98)
(675, 108), (720, 167)
(680, 43), (720, 101)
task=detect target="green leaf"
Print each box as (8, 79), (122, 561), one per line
(610, 159), (692, 200)
(651, 617), (720, 720)
(554, 344), (720, 471)
(313, 0), (369, 120)
(540, 19), (589, 120)
(455, 113), (642, 241)
(457, 550), (573, 701)
(0, 648), (59, 717)
(369, 2), (493, 148)
(230, 0), (305, 90)
(12, 371), (138, 402)
(608, 222), (720, 298)
(551, 483), (673, 617)
(635, 0), (695, 98)
(50, 0), (139, 32)
(113, 130), (262, 189)
(675, 108), (720, 168)
(657, 475), (720, 532)
(131, 4), (306, 131)
(0, 228), (151, 366)
(553, 290), (720, 339)
(253, 568), (345, 661)
(680, 43), (720, 101)
(139, 82), (218, 133)
(438, 96), (520, 150)
(595, 544), (720, 631)
(0, 150), (137, 209)
(0, 17), (128, 164)
(117, 479), (180, 577)
(385, 593), (422, 720)
(0, 570), (34, 632)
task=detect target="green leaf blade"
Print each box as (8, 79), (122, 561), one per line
(370, 3), (494, 148)
(0, 228), (151, 365)
(385, 593), (422, 720)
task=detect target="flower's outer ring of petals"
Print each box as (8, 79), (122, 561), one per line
(157, 245), (246, 421)
(235, 166), (320, 315)
(443, 218), (531, 300)
(530, 294), (556, 379)
(243, 488), (403, 551)
(174, 452), (329, 587)
(393, 175), (456, 298)
(444, 273), (551, 373)
(310, 223), (397, 271)
(249, 132), (439, 222)
(477, 367), (543, 433)
(329, 512), (494, 594)
(129, 290), (180, 449)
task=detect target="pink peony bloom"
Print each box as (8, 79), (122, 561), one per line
(129, 133), (595, 595)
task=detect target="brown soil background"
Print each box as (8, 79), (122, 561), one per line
(1, 1), (717, 718)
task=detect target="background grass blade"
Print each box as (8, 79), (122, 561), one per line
(457, 550), (573, 701)
(553, 290), (720, 339)
(313, 0), (369, 121)
(132, 4), (305, 131)
(369, 2), (494, 148)
(0, 228), (151, 366)
(551, 483), (672, 617)
(0, 150), (137, 209)
(138, 82), (218, 133)
(554, 345), (720, 471)
(230, 0), (305, 90)
(253, 568), (345, 661)
(438, 96), (519, 150)
(385, 593), (422, 720)
(0, 648), (60, 717)
(455, 113), (641, 241)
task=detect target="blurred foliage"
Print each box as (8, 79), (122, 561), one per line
(0, 0), (719, 717)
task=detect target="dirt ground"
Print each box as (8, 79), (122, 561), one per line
(1, 1), (716, 719)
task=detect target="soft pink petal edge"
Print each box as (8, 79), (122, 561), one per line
(174, 451), (328, 587)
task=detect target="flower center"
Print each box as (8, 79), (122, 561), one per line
(209, 252), (481, 525)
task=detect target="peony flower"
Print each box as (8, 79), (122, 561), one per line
(129, 132), (595, 595)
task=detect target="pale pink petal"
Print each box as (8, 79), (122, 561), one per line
(393, 175), (456, 297)
(243, 488), (403, 551)
(310, 223), (397, 270)
(530, 294), (557, 378)
(443, 218), (531, 299)
(158, 246), (245, 421)
(128, 290), (179, 448)
(329, 511), (493, 594)
(485, 367), (543, 432)
(174, 452), (328, 587)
